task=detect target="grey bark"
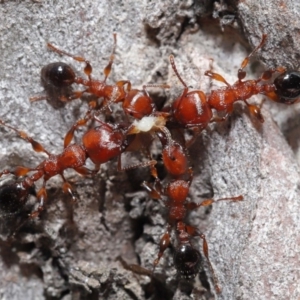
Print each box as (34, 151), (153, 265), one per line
(0, 1), (299, 299)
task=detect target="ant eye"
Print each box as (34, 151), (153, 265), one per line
(41, 62), (75, 88)
(274, 71), (300, 103)
(174, 244), (202, 279)
(0, 182), (34, 214)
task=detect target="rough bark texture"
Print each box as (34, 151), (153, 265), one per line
(0, 1), (299, 299)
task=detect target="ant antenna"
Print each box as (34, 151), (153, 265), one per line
(169, 55), (188, 88)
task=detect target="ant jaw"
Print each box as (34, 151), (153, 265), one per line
(174, 244), (202, 280)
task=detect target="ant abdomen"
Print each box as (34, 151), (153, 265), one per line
(274, 71), (300, 103)
(173, 244), (202, 279)
(41, 62), (76, 88)
(0, 182), (35, 215)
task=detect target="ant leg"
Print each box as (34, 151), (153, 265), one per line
(186, 194), (243, 210)
(152, 225), (172, 274)
(169, 56), (194, 116)
(74, 165), (100, 176)
(29, 94), (48, 102)
(0, 119), (50, 156)
(143, 84), (170, 93)
(210, 113), (229, 123)
(60, 174), (78, 203)
(61, 90), (88, 102)
(185, 225), (221, 293)
(185, 127), (205, 148)
(0, 166), (33, 178)
(238, 34), (267, 80)
(29, 183), (48, 218)
(141, 180), (163, 200)
(169, 55), (188, 88)
(117, 154), (157, 173)
(64, 109), (93, 147)
(103, 33), (117, 81)
(30, 90), (87, 103)
(244, 100), (264, 123)
(204, 70), (231, 87)
(117, 256), (152, 277)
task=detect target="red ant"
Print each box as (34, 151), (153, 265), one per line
(0, 118), (138, 219)
(31, 34), (169, 120)
(141, 129), (243, 293)
(205, 34), (287, 122)
(30, 34), (130, 108)
(169, 34), (297, 136)
(0, 112), (162, 221)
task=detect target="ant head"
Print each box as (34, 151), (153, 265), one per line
(41, 62), (76, 88)
(174, 243), (202, 279)
(82, 123), (125, 165)
(274, 71), (300, 104)
(122, 89), (155, 119)
(0, 181), (35, 215)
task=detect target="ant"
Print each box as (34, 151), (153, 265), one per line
(0, 112), (162, 221)
(31, 34), (169, 120)
(141, 129), (243, 293)
(0, 117), (138, 219)
(169, 34), (299, 137)
(30, 34), (130, 108)
(204, 34), (287, 122)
